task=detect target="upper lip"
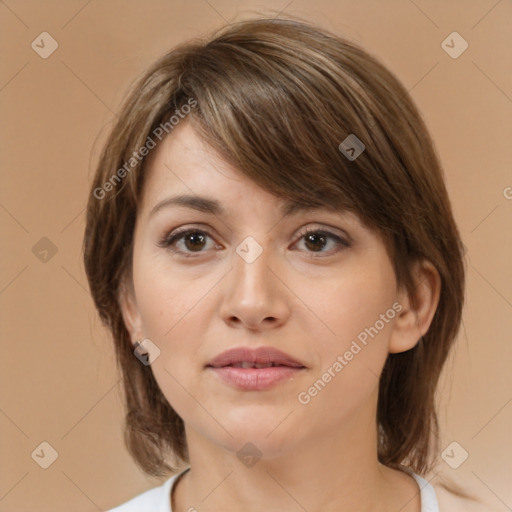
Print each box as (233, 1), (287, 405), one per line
(206, 346), (306, 368)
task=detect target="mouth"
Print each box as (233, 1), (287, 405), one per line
(206, 346), (305, 368)
(205, 346), (307, 391)
(216, 361), (299, 369)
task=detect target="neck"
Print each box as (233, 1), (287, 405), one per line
(172, 389), (421, 512)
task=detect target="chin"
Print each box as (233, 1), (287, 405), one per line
(219, 411), (299, 454)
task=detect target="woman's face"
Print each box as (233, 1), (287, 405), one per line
(122, 120), (409, 459)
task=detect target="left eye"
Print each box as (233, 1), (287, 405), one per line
(295, 228), (349, 254)
(158, 227), (349, 257)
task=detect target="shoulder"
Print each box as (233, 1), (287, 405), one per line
(105, 484), (166, 512)
(105, 474), (176, 512)
(429, 471), (504, 512)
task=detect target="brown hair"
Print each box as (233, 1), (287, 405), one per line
(83, 17), (465, 477)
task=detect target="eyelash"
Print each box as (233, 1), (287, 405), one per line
(157, 226), (350, 258)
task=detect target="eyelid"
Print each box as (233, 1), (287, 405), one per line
(295, 223), (351, 243)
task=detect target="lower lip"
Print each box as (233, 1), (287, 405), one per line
(207, 366), (305, 391)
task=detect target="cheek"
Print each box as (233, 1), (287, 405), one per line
(130, 262), (214, 421)
(131, 248), (224, 358)
(133, 268), (218, 432)
(295, 257), (398, 413)
(307, 257), (397, 354)
(133, 250), (209, 340)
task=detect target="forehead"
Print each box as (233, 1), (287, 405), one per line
(139, 121), (344, 221)
(141, 121), (258, 207)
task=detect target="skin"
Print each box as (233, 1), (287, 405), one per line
(119, 120), (442, 512)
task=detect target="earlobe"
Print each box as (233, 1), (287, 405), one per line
(388, 260), (441, 354)
(117, 276), (144, 343)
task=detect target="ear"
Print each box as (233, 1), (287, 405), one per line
(389, 260), (441, 354)
(117, 275), (145, 344)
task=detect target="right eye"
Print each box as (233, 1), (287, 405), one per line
(157, 228), (221, 258)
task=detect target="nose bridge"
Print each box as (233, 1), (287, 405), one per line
(220, 235), (289, 330)
(231, 239), (274, 308)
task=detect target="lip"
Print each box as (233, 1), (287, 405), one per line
(206, 346), (307, 391)
(206, 346), (305, 369)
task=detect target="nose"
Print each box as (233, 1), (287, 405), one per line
(220, 244), (291, 331)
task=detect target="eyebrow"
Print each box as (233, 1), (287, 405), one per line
(148, 194), (335, 219)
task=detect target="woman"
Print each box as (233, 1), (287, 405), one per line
(83, 17), (475, 511)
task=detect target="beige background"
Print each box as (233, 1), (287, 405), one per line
(1, 0), (511, 510)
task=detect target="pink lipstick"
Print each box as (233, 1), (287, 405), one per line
(206, 346), (306, 391)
